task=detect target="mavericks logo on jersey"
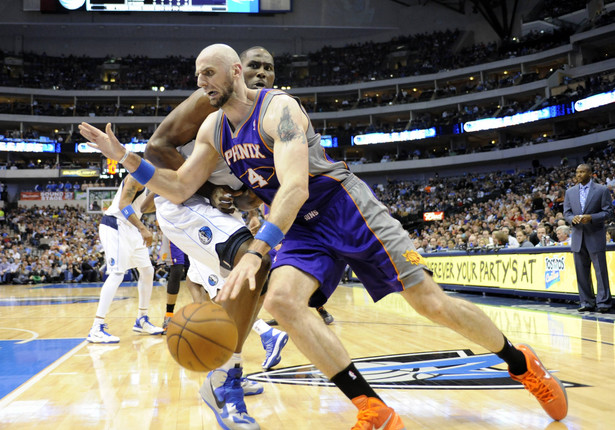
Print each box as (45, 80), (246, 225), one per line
(208, 274), (219, 286)
(246, 350), (582, 390)
(198, 226), (213, 245)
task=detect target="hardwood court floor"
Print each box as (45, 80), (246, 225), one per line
(0, 280), (613, 430)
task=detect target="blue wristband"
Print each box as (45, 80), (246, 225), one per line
(121, 205), (135, 219)
(255, 221), (284, 249)
(132, 158), (156, 185)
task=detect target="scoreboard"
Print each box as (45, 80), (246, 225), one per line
(86, 0), (259, 13)
(48, 0), (291, 13)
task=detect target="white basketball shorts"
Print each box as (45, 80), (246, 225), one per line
(99, 215), (152, 273)
(155, 195), (246, 299)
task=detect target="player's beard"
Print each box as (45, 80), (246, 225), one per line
(211, 80), (234, 108)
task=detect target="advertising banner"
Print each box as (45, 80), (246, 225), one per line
(423, 251), (614, 294)
(20, 191), (74, 201)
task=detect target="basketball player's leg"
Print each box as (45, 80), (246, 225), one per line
(264, 266), (353, 376)
(87, 271), (124, 343)
(166, 263), (183, 306)
(354, 173), (568, 422)
(262, 266), (407, 427)
(400, 271), (567, 420)
(177, 255), (212, 304)
(223, 238), (270, 350)
(163, 244), (186, 331)
(186, 274), (210, 303)
(162, 263), (183, 331)
(193, 250), (263, 429)
(250, 294), (289, 370)
(133, 264), (163, 335)
(401, 272), (506, 351)
(93, 271), (125, 319)
(87, 224), (124, 344)
(131, 242), (163, 335)
(259, 228), (355, 378)
(188, 257), (264, 383)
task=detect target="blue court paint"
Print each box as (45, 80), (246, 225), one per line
(0, 338), (84, 399)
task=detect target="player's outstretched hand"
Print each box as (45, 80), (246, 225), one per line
(217, 253), (262, 302)
(78, 123), (126, 161)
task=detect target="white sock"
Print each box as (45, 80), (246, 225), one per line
(220, 353), (243, 371)
(93, 317), (105, 329)
(138, 308), (147, 318)
(252, 319), (272, 336)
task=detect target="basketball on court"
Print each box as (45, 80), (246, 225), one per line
(166, 302), (238, 372)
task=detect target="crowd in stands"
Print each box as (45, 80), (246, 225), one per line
(280, 27), (581, 88)
(535, 0), (613, 21)
(29, 178), (119, 193)
(3, 7), (614, 92)
(320, 67), (615, 159)
(0, 11), (612, 161)
(0, 205), (104, 285)
(1, 66), (613, 158)
(310, 67), (615, 120)
(373, 144), (615, 253)
(0, 205), (165, 285)
(0, 99), (177, 117)
(1, 145), (613, 286)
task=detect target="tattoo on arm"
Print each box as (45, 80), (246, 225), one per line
(277, 106), (302, 143)
(123, 182), (139, 203)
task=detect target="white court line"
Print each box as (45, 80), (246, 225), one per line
(0, 328), (39, 344)
(0, 339), (88, 409)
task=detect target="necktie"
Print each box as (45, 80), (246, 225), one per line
(580, 184), (588, 211)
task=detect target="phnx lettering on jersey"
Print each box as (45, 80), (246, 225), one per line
(224, 143), (266, 165)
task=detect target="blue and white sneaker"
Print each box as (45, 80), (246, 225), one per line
(132, 315), (164, 335)
(260, 328), (289, 370)
(240, 376), (263, 396)
(199, 366), (260, 430)
(87, 323), (120, 344)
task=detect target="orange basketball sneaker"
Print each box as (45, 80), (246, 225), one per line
(351, 395), (406, 430)
(509, 344), (568, 421)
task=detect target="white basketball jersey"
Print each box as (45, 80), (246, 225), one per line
(179, 141), (243, 190)
(104, 178), (147, 219)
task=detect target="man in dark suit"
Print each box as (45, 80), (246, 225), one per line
(564, 164), (613, 313)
